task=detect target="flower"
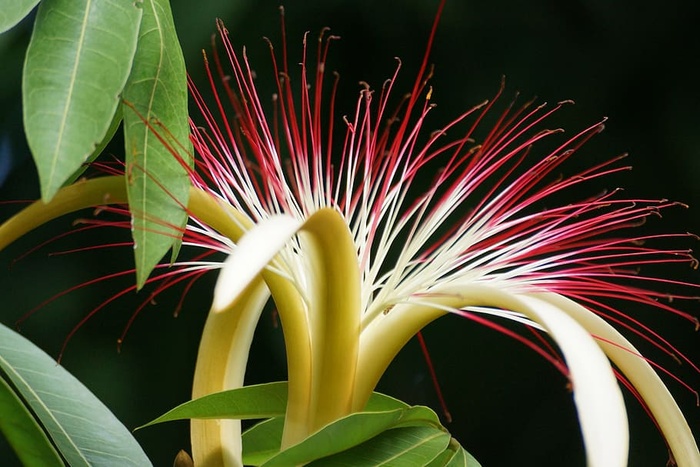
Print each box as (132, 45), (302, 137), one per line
(172, 4), (699, 464)
(1, 1), (698, 466)
(163, 1), (697, 465)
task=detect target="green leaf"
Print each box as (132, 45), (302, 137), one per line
(240, 412), (481, 467)
(307, 426), (450, 466)
(242, 417), (284, 466)
(139, 382), (289, 429)
(144, 382), (452, 466)
(62, 106), (123, 186)
(22, 0), (142, 201)
(0, 376), (63, 467)
(0, 322), (152, 466)
(122, 0), (191, 288)
(142, 381), (410, 429)
(261, 405), (443, 466)
(0, 0), (40, 34)
(426, 439), (482, 467)
(445, 446), (482, 467)
(363, 391), (410, 411)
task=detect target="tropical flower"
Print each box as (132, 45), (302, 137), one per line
(171, 5), (700, 464)
(1, 2), (698, 466)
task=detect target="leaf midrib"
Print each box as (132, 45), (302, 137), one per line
(48, 0), (94, 193)
(0, 349), (89, 465)
(136, 0), (167, 270)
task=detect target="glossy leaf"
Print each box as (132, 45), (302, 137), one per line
(363, 391), (410, 411)
(143, 381), (411, 429)
(240, 392), (410, 465)
(0, 376), (63, 467)
(0, 0), (40, 34)
(62, 106), (123, 186)
(122, 0), (191, 288)
(426, 439), (482, 467)
(0, 322), (152, 466)
(261, 405), (442, 466)
(23, 0), (142, 201)
(241, 416), (481, 467)
(144, 381), (455, 466)
(240, 403), (480, 467)
(242, 417), (284, 466)
(306, 426), (450, 466)
(140, 381), (289, 428)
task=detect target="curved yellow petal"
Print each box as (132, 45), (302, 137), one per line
(197, 208), (361, 448)
(357, 285), (628, 466)
(0, 176), (127, 251)
(188, 213), (313, 448)
(299, 208), (361, 436)
(191, 277), (270, 467)
(518, 294), (628, 467)
(535, 292), (700, 467)
(211, 215), (302, 313)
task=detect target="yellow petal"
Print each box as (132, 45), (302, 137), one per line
(191, 277), (270, 467)
(357, 285), (628, 465)
(536, 292), (700, 467)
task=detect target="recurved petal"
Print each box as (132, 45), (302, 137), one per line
(357, 284), (629, 465)
(517, 294), (629, 467)
(192, 277), (270, 467)
(212, 214), (302, 313)
(535, 292), (700, 467)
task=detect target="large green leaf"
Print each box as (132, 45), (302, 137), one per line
(241, 415), (480, 467)
(261, 405), (443, 466)
(240, 413), (482, 467)
(62, 106), (123, 187)
(122, 0), (191, 288)
(141, 381), (410, 428)
(140, 381), (289, 428)
(0, 376), (63, 467)
(0, 0), (40, 34)
(425, 438), (482, 467)
(146, 381), (480, 466)
(0, 322), (152, 466)
(242, 417), (284, 466)
(363, 391), (411, 411)
(306, 426), (451, 466)
(22, 0), (142, 201)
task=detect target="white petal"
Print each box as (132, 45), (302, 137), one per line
(518, 294), (628, 467)
(535, 292), (700, 467)
(357, 284), (628, 466)
(212, 214), (302, 312)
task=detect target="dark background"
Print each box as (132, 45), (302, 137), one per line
(1, 0), (698, 465)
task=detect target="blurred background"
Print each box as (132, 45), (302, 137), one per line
(1, 0), (698, 465)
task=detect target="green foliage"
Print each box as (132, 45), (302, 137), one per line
(143, 381), (480, 466)
(304, 426), (450, 466)
(426, 439), (482, 467)
(0, 377), (63, 467)
(0, 0), (40, 34)
(62, 106), (123, 186)
(13, 0), (191, 286)
(241, 417), (284, 465)
(0, 322), (152, 466)
(22, 0), (142, 201)
(259, 405), (445, 466)
(123, 0), (191, 287)
(141, 381), (290, 426)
